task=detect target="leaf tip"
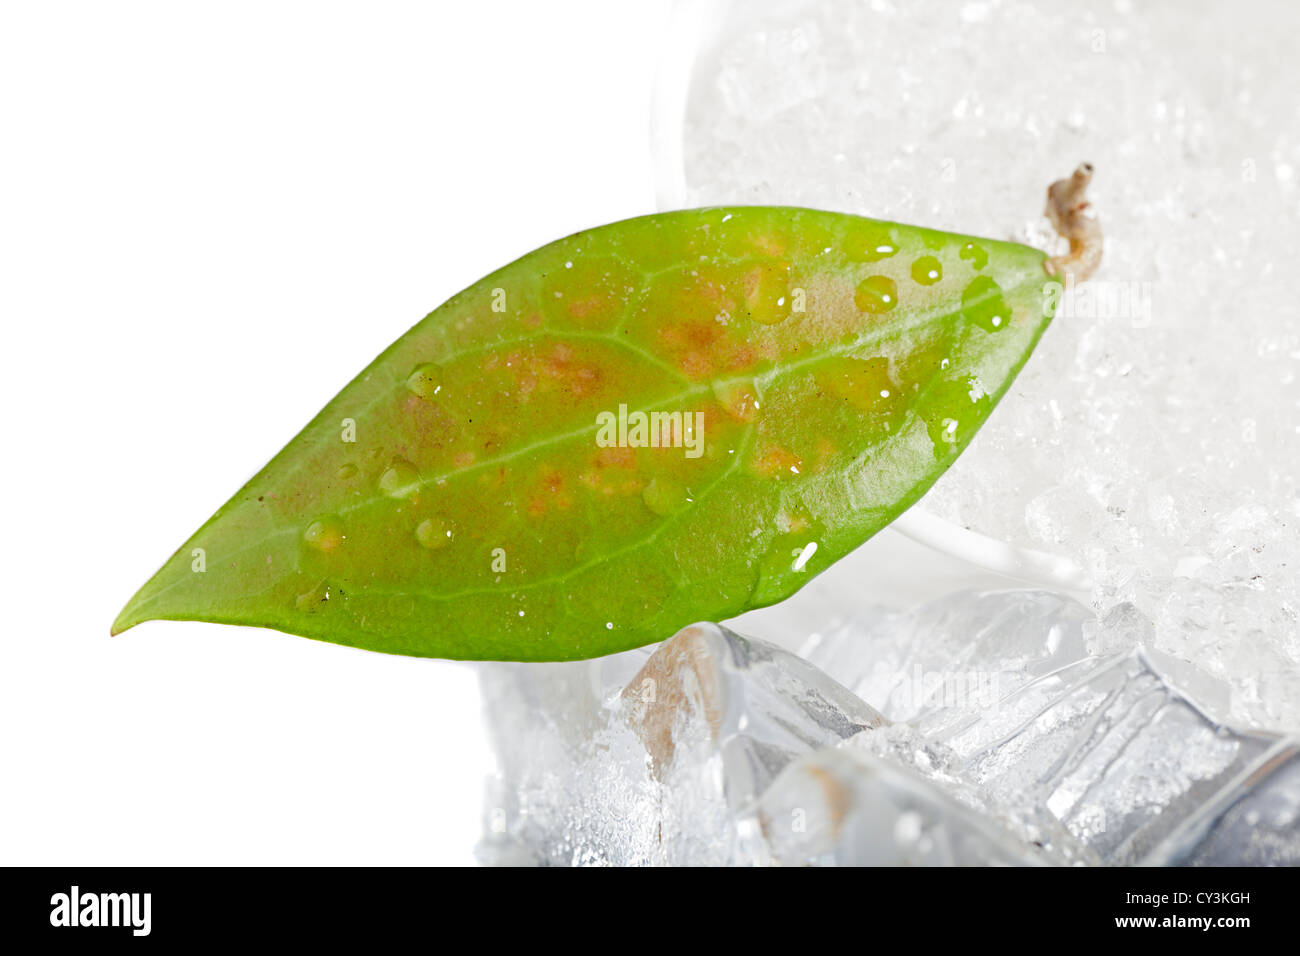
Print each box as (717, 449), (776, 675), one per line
(111, 589), (154, 636)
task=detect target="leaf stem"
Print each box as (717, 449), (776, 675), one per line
(1044, 163), (1102, 283)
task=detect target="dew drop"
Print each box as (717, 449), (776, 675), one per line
(751, 511), (828, 602)
(712, 378), (763, 423)
(741, 259), (793, 325)
(405, 362), (443, 399)
(814, 355), (899, 417)
(415, 516), (452, 550)
(642, 477), (690, 517)
(959, 242), (989, 270)
(854, 275), (899, 314)
(845, 224), (899, 263)
(303, 516), (345, 552)
(921, 376), (991, 459)
(752, 445), (805, 480)
(911, 256), (943, 286)
(960, 275), (1011, 332)
(379, 457), (421, 498)
(295, 579), (331, 610)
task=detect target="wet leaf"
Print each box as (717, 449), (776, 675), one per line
(113, 208), (1057, 660)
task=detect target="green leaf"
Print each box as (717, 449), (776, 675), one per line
(113, 207), (1056, 660)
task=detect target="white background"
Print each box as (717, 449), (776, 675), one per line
(0, 0), (668, 865)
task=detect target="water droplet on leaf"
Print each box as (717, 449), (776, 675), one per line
(416, 516), (453, 550)
(911, 256), (943, 285)
(379, 457), (421, 498)
(295, 579), (331, 610)
(642, 477), (690, 516)
(959, 242), (989, 270)
(854, 275), (899, 313)
(303, 516), (345, 552)
(406, 362), (443, 399)
(845, 223), (899, 263)
(739, 259), (794, 325)
(712, 378), (763, 422)
(961, 275), (1012, 332)
(752, 510), (827, 602)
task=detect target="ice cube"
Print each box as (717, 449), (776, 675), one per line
(801, 589), (1106, 738)
(801, 587), (1300, 864)
(476, 644), (660, 866)
(757, 745), (1051, 866)
(955, 647), (1291, 865)
(477, 622), (883, 865)
(479, 593), (1300, 865)
(1156, 743), (1300, 866)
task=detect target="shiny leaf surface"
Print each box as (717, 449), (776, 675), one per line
(113, 208), (1056, 660)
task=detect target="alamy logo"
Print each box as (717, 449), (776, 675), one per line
(49, 885), (151, 937)
(595, 404), (705, 459)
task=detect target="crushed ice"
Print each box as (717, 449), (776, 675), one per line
(674, 0), (1300, 730)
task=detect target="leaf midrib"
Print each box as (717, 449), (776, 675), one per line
(129, 275), (1030, 618)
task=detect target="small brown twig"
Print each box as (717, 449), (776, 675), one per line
(1044, 162), (1102, 283)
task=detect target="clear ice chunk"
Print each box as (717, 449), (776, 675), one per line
(479, 591), (1299, 865)
(1159, 744), (1300, 866)
(477, 623), (882, 866)
(801, 589), (1105, 734)
(757, 745), (1047, 866)
(802, 587), (1300, 864)
(476, 643), (656, 866)
(956, 648), (1288, 865)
